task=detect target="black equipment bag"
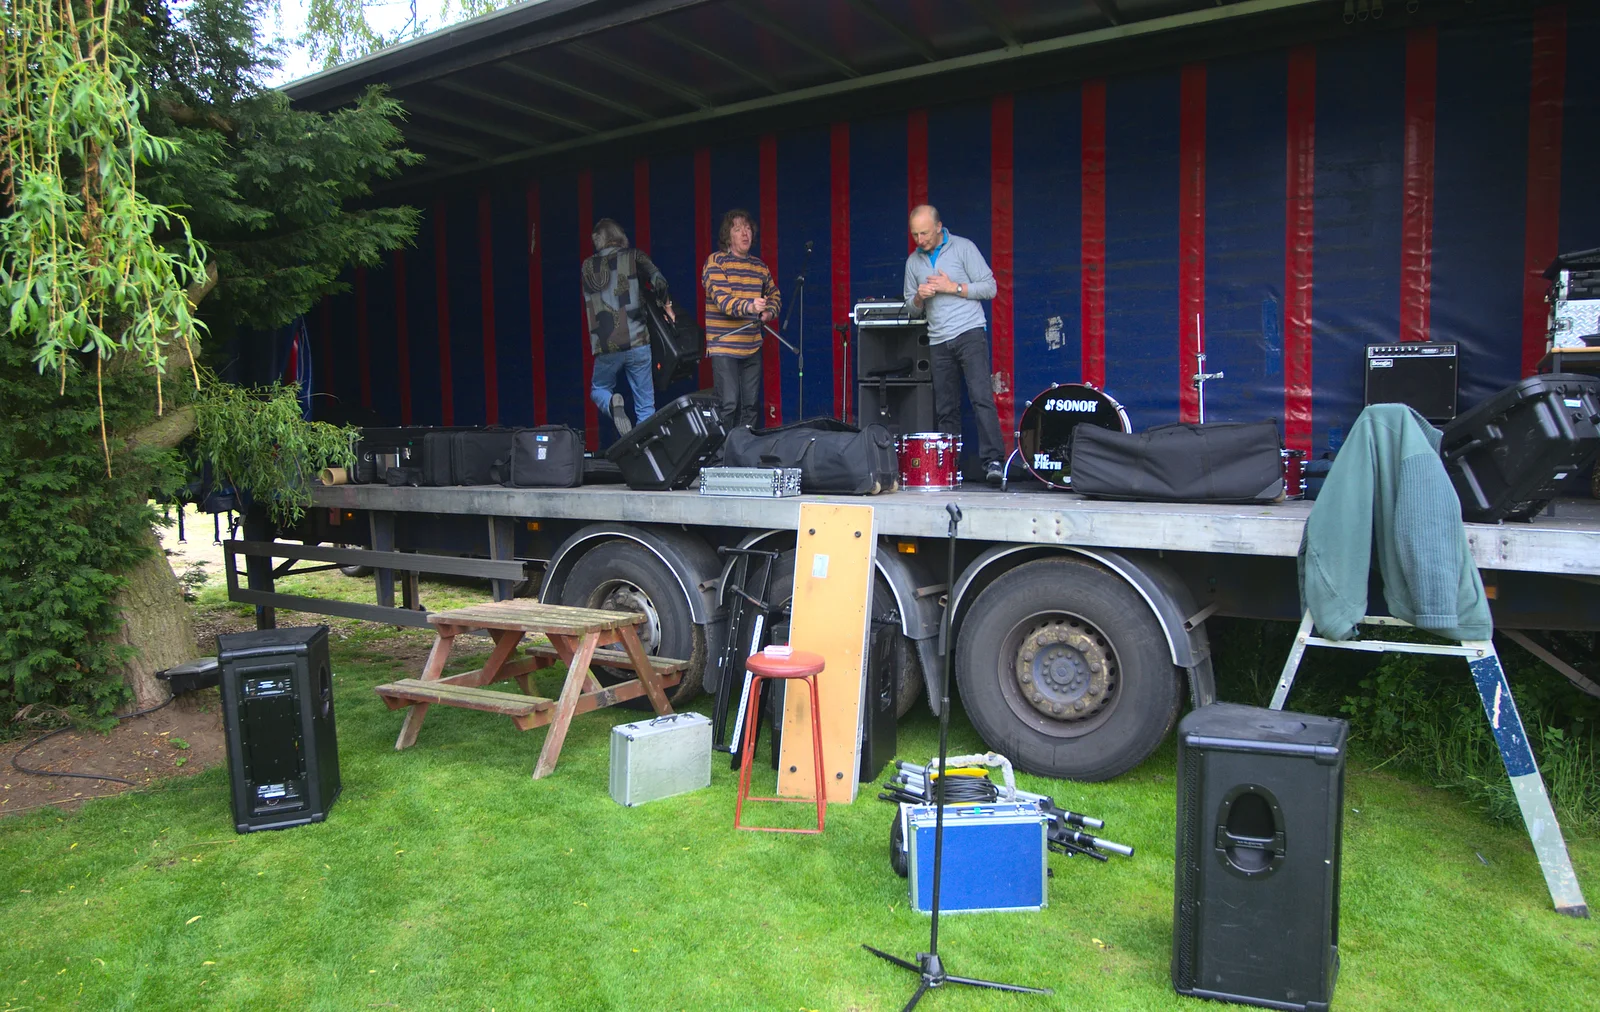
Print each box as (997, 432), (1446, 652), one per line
(450, 429), (515, 486)
(1070, 420), (1285, 504)
(644, 290), (703, 392)
(582, 453), (626, 485)
(420, 431), (456, 486)
(353, 426), (436, 484)
(723, 417), (899, 495)
(605, 394), (728, 490)
(1440, 373), (1600, 523)
(497, 426), (584, 487)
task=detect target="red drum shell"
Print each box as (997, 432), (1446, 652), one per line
(1281, 449), (1307, 500)
(898, 432), (958, 491)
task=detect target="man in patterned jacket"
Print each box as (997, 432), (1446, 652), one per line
(702, 208), (781, 430)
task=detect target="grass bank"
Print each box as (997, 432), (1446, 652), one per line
(2, 612), (1597, 1010)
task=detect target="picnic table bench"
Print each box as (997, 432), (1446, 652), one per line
(373, 600), (685, 779)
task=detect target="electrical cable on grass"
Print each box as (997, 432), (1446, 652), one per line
(11, 696), (176, 786)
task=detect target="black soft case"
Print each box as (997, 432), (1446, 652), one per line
(1069, 420), (1285, 504)
(501, 426), (584, 488)
(723, 418), (900, 494)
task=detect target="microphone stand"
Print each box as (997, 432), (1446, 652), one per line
(780, 240), (813, 421)
(862, 503), (1052, 1011)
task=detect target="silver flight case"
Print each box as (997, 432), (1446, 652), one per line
(608, 712), (712, 806)
(698, 466), (803, 498)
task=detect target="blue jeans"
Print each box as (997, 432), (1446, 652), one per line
(590, 344), (655, 432)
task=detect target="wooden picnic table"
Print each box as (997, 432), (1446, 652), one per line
(373, 600), (686, 779)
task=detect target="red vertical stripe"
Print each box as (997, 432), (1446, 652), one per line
(354, 267), (372, 410)
(577, 170), (598, 449)
(1284, 47), (1317, 456)
(1400, 26), (1438, 344)
(318, 295), (334, 406)
(990, 94), (1015, 450)
(1080, 80), (1107, 390)
(433, 203), (455, 425)
(477, 190), (500, 424)
(759, 134), (781, 426)
(393, 249), (412, 424)
(1178, 65), (1207, 424)
(830, 122), (852, 421)
(1522, 6), (1566, 377)
(633, 158), (651, 255)
(695, 147), (713, 389)
(527, 181), (547, 425)
(907, 108), (928, 253)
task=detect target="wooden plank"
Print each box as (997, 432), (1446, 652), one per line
(428, 600), (647, 634)
(509, 671), (684, 731)
(523, 643), (690, 674)
(778, 502), (876, 804)
(396, 630), (455, 748)
(439, 656), (544, 687)
(617, 623), (674, 715)
(532, 631), (601, 779)
(375, 679), (551, 716)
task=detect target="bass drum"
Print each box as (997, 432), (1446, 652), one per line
(1015, 383), (1131, 488)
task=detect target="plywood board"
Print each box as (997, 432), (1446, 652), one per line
(778, 502), (876, 804)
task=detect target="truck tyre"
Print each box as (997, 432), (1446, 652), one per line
(339, 565), (373, 578)
(766, 552), (922, 717)
(561, 540), (706, 706)
(955, 557), (1180, 782)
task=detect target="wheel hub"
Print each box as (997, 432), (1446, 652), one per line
(596, 582), (661, 654)
(1012, 620), (1116, 721)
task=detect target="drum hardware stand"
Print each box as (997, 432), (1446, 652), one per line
(863, 503), (1053, 1010)
(711, 546), (782, 768)
(1192, 315), (1224, 423)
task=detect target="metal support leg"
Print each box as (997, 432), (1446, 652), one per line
(1465, 646), (1589, 917)
(1269, 610), (1315, 710)
(241, 513), (277, 630)
(371, 510), (396, 610)
(488, 517), (518, 602)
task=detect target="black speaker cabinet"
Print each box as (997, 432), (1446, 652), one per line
(1364, 342), (1458, 421)
(857, 381), (935, 437)
(218, 626), (341, 833)
(1173, 703), (1347, 1012)
(858, 325), (932, 382)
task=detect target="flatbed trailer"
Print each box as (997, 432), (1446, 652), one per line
(227, 483), (1600, 783)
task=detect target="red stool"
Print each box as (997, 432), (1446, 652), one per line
(734, 649), (827, 834)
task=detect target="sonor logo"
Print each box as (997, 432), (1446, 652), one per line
(1046, 398), (1100, 412)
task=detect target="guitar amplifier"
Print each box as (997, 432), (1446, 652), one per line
(1365, 343), (1458, 422)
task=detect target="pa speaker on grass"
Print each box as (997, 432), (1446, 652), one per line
(218, 625), (341, 834)
(1172, 703), (1347, 1012)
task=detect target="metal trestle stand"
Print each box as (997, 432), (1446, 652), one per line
(862, 503), (1054, 1009)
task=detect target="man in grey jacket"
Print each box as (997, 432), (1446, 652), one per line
(903, 204), (1005, 483)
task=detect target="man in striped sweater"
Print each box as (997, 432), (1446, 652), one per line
(702, 208), (781, 429)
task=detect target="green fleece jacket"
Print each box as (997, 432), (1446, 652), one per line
(1298, 404), (1491, 642)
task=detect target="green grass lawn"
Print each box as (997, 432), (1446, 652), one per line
(3, 617), (1598, 1011)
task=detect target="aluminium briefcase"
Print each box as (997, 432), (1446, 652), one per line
(608, 712), (712, 806)
(1069, 420), (1285, 504)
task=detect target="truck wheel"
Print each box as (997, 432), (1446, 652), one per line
(561, 540), (705, 706)
(955, 558), (1180, 782)
(339, 565), (373, 578)
(766, 553), (922, 717)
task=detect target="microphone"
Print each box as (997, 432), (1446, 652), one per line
(804, 240), (814, 253)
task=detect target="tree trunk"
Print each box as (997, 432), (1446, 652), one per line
(110, 524), (197, 711)
(105, 265), (219, 712)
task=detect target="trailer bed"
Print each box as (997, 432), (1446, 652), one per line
(310, 485), (1600, 578)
